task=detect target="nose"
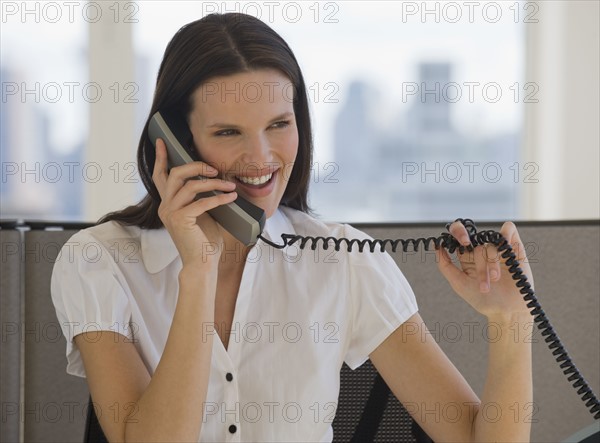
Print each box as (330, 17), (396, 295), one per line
(240, 133), (272, 167)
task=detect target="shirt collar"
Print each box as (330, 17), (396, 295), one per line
(140, 207), (298, 274)
(140, 224), (179, 274)
(258, 206), (299, 258)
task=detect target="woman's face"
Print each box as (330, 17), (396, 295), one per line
(188, 69), (299, 218)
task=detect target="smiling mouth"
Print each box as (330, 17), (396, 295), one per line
(234, 170), (276, 188)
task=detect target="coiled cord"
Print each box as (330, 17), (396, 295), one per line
(258, 218), (600, 420)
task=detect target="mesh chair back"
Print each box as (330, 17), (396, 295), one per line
(333, 360), (430, 442)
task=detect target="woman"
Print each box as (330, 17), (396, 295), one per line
(51, 12), (534, 442)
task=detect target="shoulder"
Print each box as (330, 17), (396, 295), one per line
(56, 221), (143, 269)
(74, 220), (141, 245)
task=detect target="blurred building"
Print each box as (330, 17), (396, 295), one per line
(310, 62), (519, 222)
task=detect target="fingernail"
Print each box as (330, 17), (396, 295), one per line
(490, 270), (498, 280)
(480, 282), (489, 293)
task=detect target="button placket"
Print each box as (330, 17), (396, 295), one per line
(210, 336), (240, 442)
(221, 360), (239, 440)
(223, 257), (258, 440)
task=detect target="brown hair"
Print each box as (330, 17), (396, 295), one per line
(98, 13), (313, 228)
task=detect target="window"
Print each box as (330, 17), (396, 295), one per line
(2, 1), (597, 223)
(1, 1), (87, 220)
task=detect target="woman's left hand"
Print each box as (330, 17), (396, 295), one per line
(436, 221), (535, 320)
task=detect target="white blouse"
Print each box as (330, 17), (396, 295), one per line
(51, 206), (418, 442)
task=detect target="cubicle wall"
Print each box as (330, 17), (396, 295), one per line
(1, 225), (22, 442)
(1, 220), (598, 442)
(23, 229), (90, 442)
(1, 224), (92, 443)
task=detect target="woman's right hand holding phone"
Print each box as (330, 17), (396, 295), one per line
(152, 138), (237, 267)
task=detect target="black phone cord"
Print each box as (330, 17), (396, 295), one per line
(258, 218), (600, 420)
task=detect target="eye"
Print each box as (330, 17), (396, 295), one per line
(270, 120), (290, 129)
(214, 129), (239, 137)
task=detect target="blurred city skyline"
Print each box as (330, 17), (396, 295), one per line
(1, 1), (526, 222)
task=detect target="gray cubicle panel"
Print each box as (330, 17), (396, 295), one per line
(24, 229), (90, 443)
(359, 221), (599, 443)
(1, 226), (23, 443)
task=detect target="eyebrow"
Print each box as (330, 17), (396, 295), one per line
(206, 112), (294, 129)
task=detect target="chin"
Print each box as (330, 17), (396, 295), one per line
(252, 194), (285, 219)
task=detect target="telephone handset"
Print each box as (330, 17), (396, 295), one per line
(148, 110), (266, 246)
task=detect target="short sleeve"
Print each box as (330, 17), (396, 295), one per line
(50, 230), (133, 378)
(343, 225), (419, 370)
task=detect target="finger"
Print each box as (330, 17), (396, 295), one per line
(166, 191), (238, 227)
(500, 222), (534, 290)
(500, 221), (526, 262)
(169, 179), (236, 211)
(449, 221), (471, 246)
(188, 190), (238, 217)
(436, 247), (467, 292)
(473, 244), (490, 293)
(163, 159), (219, 203)
(168, 160), (219, 182)
(484, 243), (502, 282)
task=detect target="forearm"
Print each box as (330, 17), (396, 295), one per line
(125, 264), (217, 442)
(472, 313), (533, 443)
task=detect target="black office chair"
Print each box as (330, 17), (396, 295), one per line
(332, 360), (432, 443)
(84, 360), (433, 442)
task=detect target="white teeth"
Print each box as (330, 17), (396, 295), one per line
(237, 173), (273, 185)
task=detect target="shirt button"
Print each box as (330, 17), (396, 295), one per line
(226, 372), (233, 382)
(229, 424), (237, 434)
